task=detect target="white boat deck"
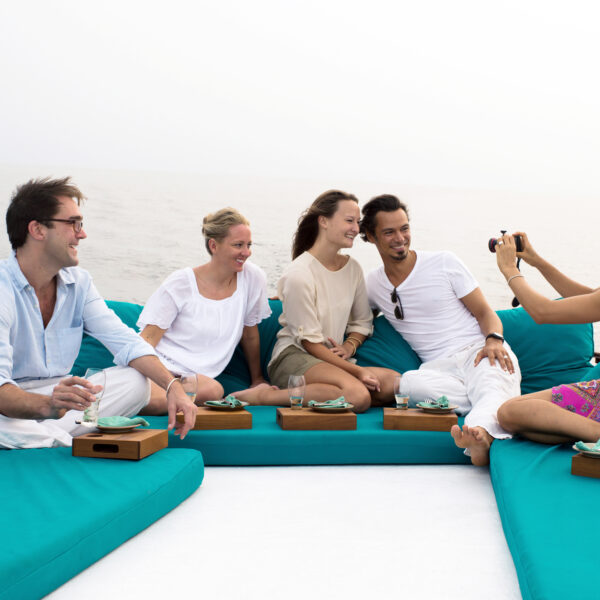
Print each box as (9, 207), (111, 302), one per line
(48, 464), (521, 599)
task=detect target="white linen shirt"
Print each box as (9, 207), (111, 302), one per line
(0, 252), (155, 388)
(137, 261), (271, 377)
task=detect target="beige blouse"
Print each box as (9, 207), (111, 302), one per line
(269, 252), (373, 365)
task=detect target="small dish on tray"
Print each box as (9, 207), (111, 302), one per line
(97, 423), (143, 434)
(204, 400), (249, 412)
(416, 402), (458, 414)
(572, 442), (600, 458)
(309, 403), (354, 413)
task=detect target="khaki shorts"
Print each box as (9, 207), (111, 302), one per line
(267, 345), (323, 389)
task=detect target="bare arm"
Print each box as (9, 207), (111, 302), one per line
(240, 325), (266, 386)
(139, 324), (167, 348)
(461, 288), (514, 373)
(128, 354), (196, 438)
(0, 377), (98, 420)
(499, 231), (595, 297)
(495, 233), (600, 323)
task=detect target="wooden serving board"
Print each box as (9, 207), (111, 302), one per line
(177, 406), (252, 430)
(72, 429), (168, 460)
(276, 407), (356, 430)
(383, 408), (458, 432)
(571, 453), (600, 479)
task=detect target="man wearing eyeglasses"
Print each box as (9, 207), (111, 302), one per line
(0, 177), (196, 448)
(360, 194), (520, 466)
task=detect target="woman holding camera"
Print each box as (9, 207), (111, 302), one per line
(494, 231), (600, 443)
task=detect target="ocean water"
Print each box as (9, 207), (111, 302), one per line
(1, 164), (599, 347)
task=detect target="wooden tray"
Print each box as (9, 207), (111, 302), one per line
(177, 406), (252, 430)
(72, 428), (168, 460)
(572, 452), (600, 479)
(383, 407), (457, 432)
(276, 407), (356, 430)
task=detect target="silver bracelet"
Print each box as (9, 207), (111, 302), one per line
(165, 376), (180, 397)
(507, 274), (525, 285)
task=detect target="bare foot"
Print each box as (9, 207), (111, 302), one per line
(232, 383), (278, 405)
(451, 424), (493, 466)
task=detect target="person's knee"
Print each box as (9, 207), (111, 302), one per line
(343, 384), (371, 413)
(196, 379), (224, 403)
(497, 398), (521, 433)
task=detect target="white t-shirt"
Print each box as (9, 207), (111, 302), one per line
(366, 251), (484, 363)
(269, 252), (373, 365)
(137, 261), (271, 377)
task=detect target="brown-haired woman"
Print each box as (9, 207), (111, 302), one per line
(267, 190), (398, 412)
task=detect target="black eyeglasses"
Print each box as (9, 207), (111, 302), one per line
(42, 219), (84, 233)
(391, 288), (404, 320)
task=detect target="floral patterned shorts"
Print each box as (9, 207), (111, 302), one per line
(551, 379), (600, 422)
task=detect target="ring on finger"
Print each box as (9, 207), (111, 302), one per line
(497, 240), (504, 245)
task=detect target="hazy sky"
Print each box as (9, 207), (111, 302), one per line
(1, 0), (599, 195)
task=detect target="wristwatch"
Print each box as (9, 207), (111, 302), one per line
(485, 332), (505, 343)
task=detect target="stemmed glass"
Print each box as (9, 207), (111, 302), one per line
(288, 375), (306, 410)
(82, 368), (106, 426)
(180, 374), (198, 404)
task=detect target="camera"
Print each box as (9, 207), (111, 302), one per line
(488, 230), (523, 253)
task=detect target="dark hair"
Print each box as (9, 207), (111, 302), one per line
(292, 190), (359, 259)
(359, 194), (409, 242)
(6, 177), (85, 249)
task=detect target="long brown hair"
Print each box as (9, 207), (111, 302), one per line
(291, 190), (358, 259)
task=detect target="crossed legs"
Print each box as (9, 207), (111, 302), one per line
(498, 388), (600, 444)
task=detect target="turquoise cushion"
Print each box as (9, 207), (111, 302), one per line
(144, 406), (470, 465)
(490, 438), (596, 600)
(71, 300), (144, 376)
(497, 307), (594, 394)
(72, 300), (595, 396)
(0, 447), (204, 600)
(355, 314), (421, 372)
(581, 360), (600, 381)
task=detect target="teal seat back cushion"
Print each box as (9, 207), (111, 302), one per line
(71, 300), (144, 376)
(497, 307), (594, 394)
(355, 314), (421, 372)
(73, 300), (594, 396)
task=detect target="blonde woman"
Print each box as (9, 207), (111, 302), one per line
(139, 208), (335, 409)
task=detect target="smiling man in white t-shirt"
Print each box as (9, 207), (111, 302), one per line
(360, 194), (521, 466)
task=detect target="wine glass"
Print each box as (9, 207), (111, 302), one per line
(82, 368), (106, 426)
(180, 374), (198, 404)
(288, 374), (306, 410)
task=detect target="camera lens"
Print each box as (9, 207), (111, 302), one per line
(488, 238), (498, 253)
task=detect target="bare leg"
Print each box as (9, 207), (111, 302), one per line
(234, 383), (341, 406)
(303, 362), (371, 413)
(140, 375), (223, 415)
(498, 388), (600, 443)
(450, 424), (493, 466)
(362, 366), (399, 406)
